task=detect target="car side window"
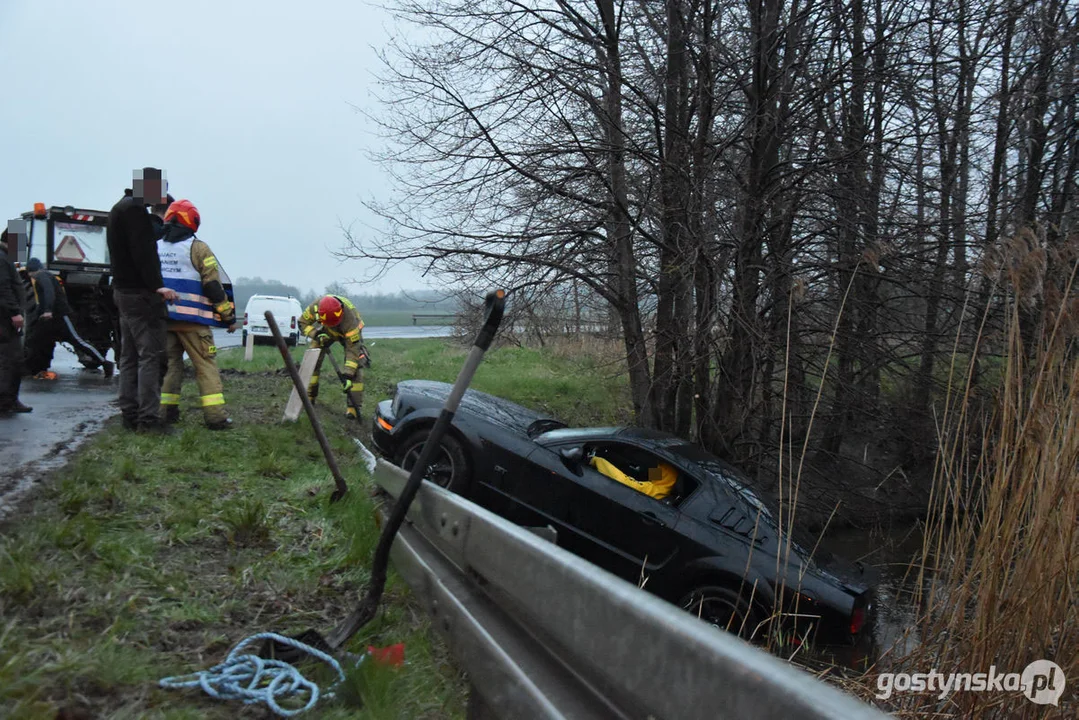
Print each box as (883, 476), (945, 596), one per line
(558, 441), (700, 507)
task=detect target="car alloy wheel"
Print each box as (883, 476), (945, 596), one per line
(680, 585), (758, 640)
(394, 430), (470, 492)
(400, 444), (455, 487)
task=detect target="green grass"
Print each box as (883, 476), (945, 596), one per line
(0, 368), (468, 719)
(217, 336), (634, 426)
(1, 335), (634, 719)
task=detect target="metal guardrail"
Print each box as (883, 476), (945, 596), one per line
(372, 459), (890, 720)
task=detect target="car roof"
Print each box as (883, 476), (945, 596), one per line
(246, 295), (300, 303)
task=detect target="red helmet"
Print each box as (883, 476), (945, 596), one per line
(317, 295), (344, 326)
(164, 199), (201, 232)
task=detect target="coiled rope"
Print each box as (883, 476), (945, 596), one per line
(159, 632), (348, 717)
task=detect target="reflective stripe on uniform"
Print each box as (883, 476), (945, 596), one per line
(353, 382), (364, 391)
(161, 393), (181, 405)
(345, 360), (359, 370)
(172, 305), (216, 320)
(175, 291), (212, 304)
(346, 330), (360, 342)
(200, 393), (225, 407)
(203, 256), (218, 269)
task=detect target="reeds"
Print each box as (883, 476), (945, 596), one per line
(847, 247), (1079, 717)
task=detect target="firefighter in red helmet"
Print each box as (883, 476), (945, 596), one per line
(157, 199), (238, 430)
(298, 293), (367, 419)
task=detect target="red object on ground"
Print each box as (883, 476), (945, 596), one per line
(367, 643), (405, 667)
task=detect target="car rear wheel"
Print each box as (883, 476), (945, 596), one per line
(679, 585), (761, 641)
(394, 430), (470, 493)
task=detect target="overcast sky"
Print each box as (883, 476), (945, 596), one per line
(0, 0), (424, 297)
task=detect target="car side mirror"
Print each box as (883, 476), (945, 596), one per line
(560, 446), (584, 469)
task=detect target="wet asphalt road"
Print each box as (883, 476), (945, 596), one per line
(0, 326), (452, 520)
(0, 344), (116, 520)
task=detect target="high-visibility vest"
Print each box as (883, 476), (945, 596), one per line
(157, 236), (232, 327)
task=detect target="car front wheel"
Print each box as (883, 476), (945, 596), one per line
(679, 585), (761, 641)
(394, 429), (470, 493)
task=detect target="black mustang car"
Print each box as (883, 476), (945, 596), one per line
(371, 380), (874, 646)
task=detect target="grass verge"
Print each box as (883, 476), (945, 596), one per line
(0, 367), (466, 718)
(216, 335), (633, 427)
(1, 334), (632, 718)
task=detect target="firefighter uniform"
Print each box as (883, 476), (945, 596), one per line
(157, 203), (236, 429)
(298, 295), (367, 419)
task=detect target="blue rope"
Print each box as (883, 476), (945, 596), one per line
(159, 632), (348, 717)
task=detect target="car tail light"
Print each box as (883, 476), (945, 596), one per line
(243, 312), (248, 327)
(850, 606), (866, 635)
(291, 316), (296, 329)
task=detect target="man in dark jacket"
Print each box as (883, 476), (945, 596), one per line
(0, 228), (31, 414)
(107, 168), (177, 432)
(22, 258), (113, 379)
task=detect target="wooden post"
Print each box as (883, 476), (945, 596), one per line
(283, 347), (322, 422)
(244, 330), (255, 361)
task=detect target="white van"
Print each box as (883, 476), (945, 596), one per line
(242, 294), (306, 346)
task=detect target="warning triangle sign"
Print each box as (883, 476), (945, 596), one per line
(55, 235), (87, 262)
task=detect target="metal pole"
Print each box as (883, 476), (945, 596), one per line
(323, 289), (506, 649)
(265, 310), (348, 503)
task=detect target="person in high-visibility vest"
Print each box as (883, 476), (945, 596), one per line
(298, 294), (368, 420)
(156, 199), (237, 430)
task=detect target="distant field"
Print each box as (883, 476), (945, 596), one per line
(359, 309), (457, 327)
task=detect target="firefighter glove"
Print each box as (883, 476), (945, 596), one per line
(315, 330), (332, 345)
(343, 378), (353, 392)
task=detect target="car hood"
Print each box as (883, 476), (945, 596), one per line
(397, 380), (563, 436)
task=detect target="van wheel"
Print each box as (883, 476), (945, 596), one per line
(394, 430), (470, 494)
(679, 585), (761, 641)
(242, 330), (248, 345)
